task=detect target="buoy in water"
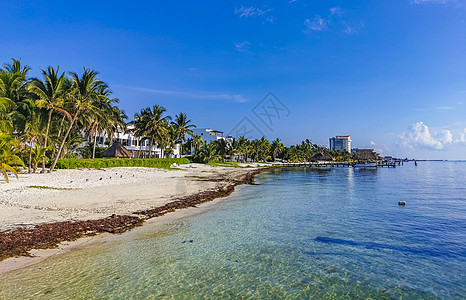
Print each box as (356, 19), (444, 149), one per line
(398, 201), (406, 206)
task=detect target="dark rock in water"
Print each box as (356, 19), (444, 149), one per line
(182, 241), (186, 243)
(398, 201), (406, 206)
(189, 240), (193, 243)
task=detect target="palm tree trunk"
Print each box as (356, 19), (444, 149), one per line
(41, 109), (52, 173)
(57, 114), (66, 138)
(92, 130), (98, 159)
(28, 141), (33, 174)
(148, 138), (153, 158)
(50, 113), (79, 172)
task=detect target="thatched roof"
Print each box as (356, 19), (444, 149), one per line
(101, 141), (132, 158)
(309, 151), (334, 162)
(353, 149), (380, 162)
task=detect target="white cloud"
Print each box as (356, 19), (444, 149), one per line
(116, 85), (248, 103)
(235, 6), (272, 18)
(460, 128), (466, 143)
(342, 21), (365, 34)
(234, 41), (250, 52)
(304, 8), (363, 34)
(304, 16), (328, 32)
(400, 121), (453, 150)
(370, 141), (375, 145)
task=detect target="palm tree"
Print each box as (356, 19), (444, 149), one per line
(172, 112), (196, 156)
(226, 138), (238, 160)
(212, 139), (228, 161)
(31, 144), (48, 173)
(192, 135), (203, 153)
(271, 138), (285, 161)
(22, 114), (43, 173)
(29, 66), (71, 172)
(195, 143), (220, 163)
(87, 85), (122, 159)
(133, 105), (171, 158)
(0, 58), (33, 134)
(0, 134), (24, 183)
(49, 68), (104, 171)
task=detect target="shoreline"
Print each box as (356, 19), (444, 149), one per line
(0, 166), (266, 273)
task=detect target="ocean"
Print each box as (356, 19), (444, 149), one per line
(1, 161), (465, 299)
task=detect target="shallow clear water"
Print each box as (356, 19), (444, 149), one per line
(1, 162), (465, 299)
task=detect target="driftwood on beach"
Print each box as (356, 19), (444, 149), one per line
(0, 168), (263, 261)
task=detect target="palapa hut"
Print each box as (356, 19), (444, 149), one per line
(352, 149), (380, 163)
(101, 141), (132, 158)
(309, 150), (334, 162)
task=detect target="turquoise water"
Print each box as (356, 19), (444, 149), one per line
(1, 162), (465, 299)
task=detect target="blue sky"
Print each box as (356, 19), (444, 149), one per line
(1, 0), (466, 159)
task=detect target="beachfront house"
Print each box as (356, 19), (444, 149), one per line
(192, 128), (230, 144)
(329, 135), (352, 152)
(84, 123), (181, 158)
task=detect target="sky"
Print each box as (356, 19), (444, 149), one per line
(1, 0), (466, 159)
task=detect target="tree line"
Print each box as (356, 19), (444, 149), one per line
(0, 58), (195, 181)
(0, 58), (352, 182)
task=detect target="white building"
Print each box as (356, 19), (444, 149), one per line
(88, 123), (181, 158)
(192, 128), (230, 144)
(329, 135), (352, 152)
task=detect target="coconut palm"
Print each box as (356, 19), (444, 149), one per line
(0, 59), (33, 133)
(212, 139), (228, 161)
(195, 143), (220, 163)
(31, 144), (49, 173)
(271, 138), (285, 161)
(22, 114), (43, 173)
(0, 134), (24, 183)
(29, 66), (71, 172)
(133, 105), (171, 158)
(49, 68), (105, 171)
(172, 112), (196, 156)
(192, 135), (203, 153)
(86, 85), (124, 159)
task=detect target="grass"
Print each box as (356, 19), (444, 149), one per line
(27, 186), (79, 190)
(55, 158), (189, 170)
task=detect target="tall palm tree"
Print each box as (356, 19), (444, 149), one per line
(271, 138), (285, 161)
(49, 68), (104, 171)
(133, 105), (171, 158)
(0, 58), (33, 134)
(28, 66), (71, 172)
(0, 134), (24, 183)
(172, 112), (196, 156)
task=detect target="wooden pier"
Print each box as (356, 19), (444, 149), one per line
(272, 161), (399, 168)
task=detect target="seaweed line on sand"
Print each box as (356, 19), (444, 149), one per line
(0, 168), (267, 261)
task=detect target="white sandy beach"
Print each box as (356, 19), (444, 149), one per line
(0, 164), (256, 232)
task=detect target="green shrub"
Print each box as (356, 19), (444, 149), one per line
(55, 158), (189, 169)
